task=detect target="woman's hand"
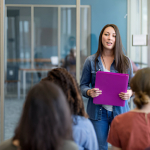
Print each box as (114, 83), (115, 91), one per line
(119, 90), (132, 100)
(87, 88), (102, 98)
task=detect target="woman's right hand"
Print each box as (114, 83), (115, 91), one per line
(87, 88), (102, 98)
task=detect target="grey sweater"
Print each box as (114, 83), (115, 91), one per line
(0, 138), (78, 150)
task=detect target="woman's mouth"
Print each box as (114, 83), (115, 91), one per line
(107, 42), (112, 46)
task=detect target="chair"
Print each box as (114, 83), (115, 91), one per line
(5, 65), (20, 99)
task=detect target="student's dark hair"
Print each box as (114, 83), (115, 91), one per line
(41, 68), (88, 118)
(130, 68), (150, 109)
(95, 24), (131, 73)
(13, 81), (72, 150)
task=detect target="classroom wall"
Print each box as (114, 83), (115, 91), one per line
(5, 0), (127, 54)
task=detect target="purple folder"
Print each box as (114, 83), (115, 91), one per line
(93, 71), (129, 106)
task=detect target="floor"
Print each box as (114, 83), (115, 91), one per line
(4, 97), (24, 140)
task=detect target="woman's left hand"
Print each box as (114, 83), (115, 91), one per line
(119, 90), (132, 100)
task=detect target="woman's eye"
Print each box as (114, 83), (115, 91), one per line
(113, 35), (116, 37)
(105, 34), (108, 36)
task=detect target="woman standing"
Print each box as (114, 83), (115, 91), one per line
(80, 24), (133, 150)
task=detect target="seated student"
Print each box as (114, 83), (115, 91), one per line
(107, 68), (150, 150)
(0, 82), (78, 150)
(41, 68), (99, 150)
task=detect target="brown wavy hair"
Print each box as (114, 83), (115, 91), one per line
(41, 68), (88, 118)
(130, 68), (150, 109)
(95, 24), (131, 73)
(13, 81), (72, 150)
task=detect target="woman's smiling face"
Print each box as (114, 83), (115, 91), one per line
(102, 26), (116, 51)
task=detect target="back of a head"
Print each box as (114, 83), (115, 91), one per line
(41, 68), (87, 118)
(130, 68), (150, 109)
(14, 81), (72, 150)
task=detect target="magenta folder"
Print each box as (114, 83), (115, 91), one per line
(93, 71), (129, 106)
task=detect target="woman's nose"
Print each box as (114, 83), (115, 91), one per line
(108, 35), (113, 40)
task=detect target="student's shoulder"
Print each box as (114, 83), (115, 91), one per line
(74, 115), (90, 124)
(62, 140), (78, 150)
(0, 139), (17, 150)
(74, 116), (94, 131)
(113, 111), (136, 124)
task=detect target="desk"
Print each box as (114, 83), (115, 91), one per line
(19, 68), (51, 98)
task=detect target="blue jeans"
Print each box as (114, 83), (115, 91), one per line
(90, 107), (114, 150)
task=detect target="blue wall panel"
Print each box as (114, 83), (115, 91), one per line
(81, 0), (127, 54)
(6, 0), (127, 54)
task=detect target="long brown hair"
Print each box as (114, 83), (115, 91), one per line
(13, 82), (72, 150)
(41, 68), (88, 118)
(95, 24), (130, 73)
(130, 68), (150, 109)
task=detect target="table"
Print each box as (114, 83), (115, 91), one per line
(18, 68), (51, 98)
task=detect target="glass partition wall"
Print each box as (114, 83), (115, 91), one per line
(5, 7), (31, 139)
(0, 0), (5, 143)
(4, 4), (90, 140)
(127, 0), (148, 110)
(127, 0), (148, 69)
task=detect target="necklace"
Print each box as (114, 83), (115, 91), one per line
(101, 55), (106, 69)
